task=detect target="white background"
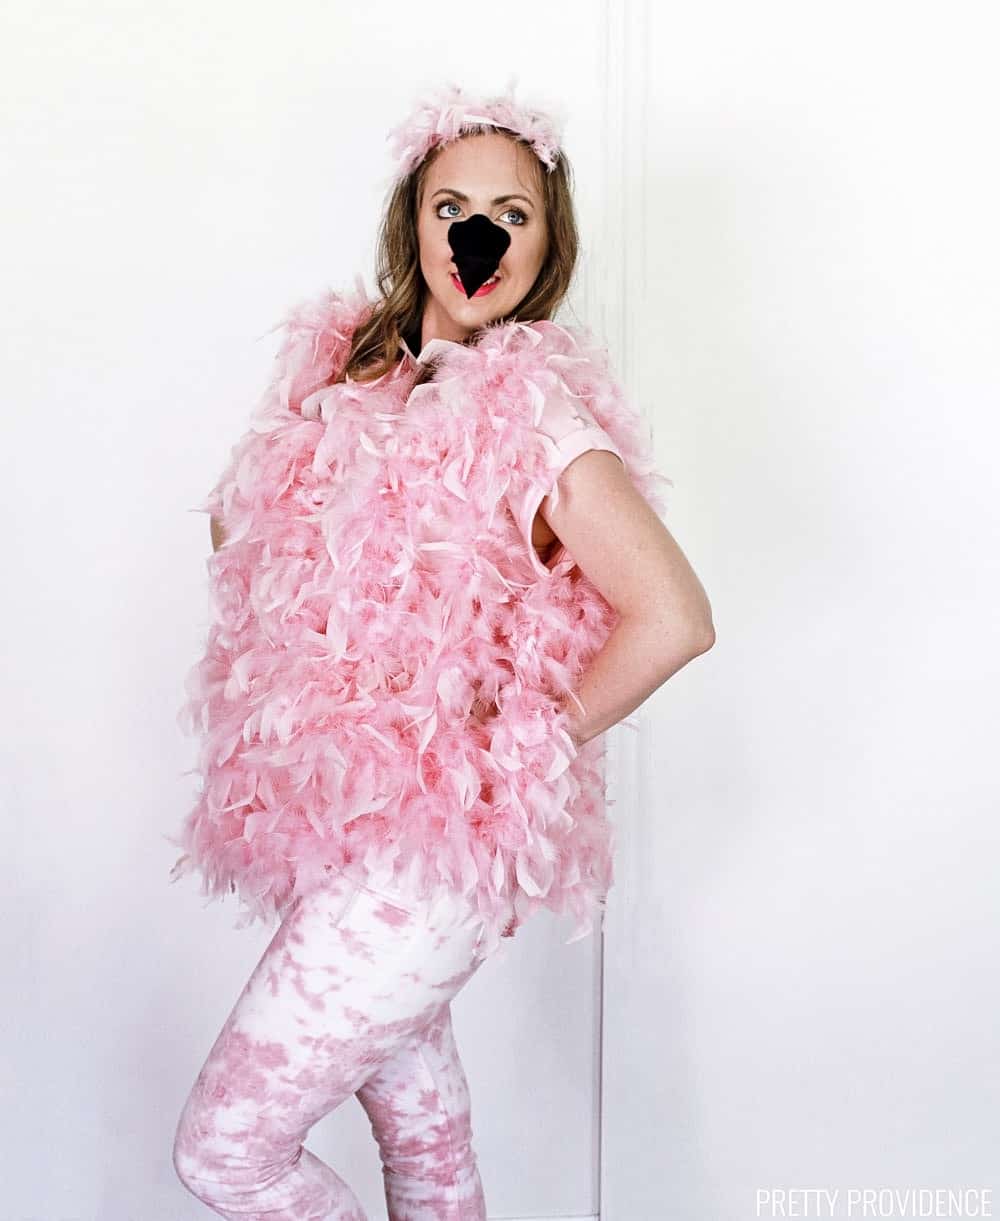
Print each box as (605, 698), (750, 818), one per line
(2, 2), (998, 1220)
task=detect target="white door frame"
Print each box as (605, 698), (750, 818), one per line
(584, 2), (654, 1217)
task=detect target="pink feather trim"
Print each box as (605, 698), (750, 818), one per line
(385, 79), (566, 181)
(168, 283), (672, 952)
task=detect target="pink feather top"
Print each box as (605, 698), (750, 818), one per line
(168, 282), (672, 953)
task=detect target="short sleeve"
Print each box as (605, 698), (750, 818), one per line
(512, 388), (624, 579)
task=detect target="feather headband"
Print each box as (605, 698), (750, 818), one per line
(385, 78), (567, 184)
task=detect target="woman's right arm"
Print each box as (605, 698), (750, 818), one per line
(210, 515), (227, 553)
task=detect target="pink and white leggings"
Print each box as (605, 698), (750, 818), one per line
(172, 868), (502, 1220)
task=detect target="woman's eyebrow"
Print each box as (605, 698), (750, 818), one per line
(431, 188), (535, 207)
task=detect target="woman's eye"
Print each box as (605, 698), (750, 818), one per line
(435, 201), (528, 226)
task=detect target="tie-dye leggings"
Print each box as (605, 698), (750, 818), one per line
(172, 866), (502, 1220)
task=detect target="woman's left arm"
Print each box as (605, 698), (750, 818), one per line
(542, 450), (716, 747)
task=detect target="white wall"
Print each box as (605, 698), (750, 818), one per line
(601, 2), (1000, 1219)
(3, 1), (998, 1219)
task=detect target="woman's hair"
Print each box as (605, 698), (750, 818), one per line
(338, 127), (579, 387)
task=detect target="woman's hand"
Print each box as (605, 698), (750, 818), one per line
(555, 695), (586, 749)
(210, 515), (228, 553)
(469, 688), (584, 751)
(470, 693), (500, 728)
(467, 692), (499, 750)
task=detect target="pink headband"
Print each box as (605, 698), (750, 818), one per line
(385, 79), (566, 184)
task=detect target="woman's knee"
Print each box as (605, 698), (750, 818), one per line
(171, 1088), (241, 1207)
(171, 1092), (211, 1199)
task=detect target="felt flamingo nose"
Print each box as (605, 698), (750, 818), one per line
(448, 214), (511, 297)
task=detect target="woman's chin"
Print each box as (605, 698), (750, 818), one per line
(440, 281), (515, 320)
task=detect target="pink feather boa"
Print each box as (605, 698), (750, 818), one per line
(168, 282), (671, 951)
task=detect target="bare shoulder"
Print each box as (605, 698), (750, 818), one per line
(540, 451), (714, 639)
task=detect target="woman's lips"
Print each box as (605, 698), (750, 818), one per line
(451, 272), (500, 298)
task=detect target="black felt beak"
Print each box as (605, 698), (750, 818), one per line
(448, 214), (512, 298)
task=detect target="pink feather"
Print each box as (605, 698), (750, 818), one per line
(168, 284), (672, 953)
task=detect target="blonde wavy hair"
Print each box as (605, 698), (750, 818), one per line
(339, 128), (579, 388)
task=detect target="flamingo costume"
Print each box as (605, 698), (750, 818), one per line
(169, 82), (678, 1221)
(167, 277), (670, 959)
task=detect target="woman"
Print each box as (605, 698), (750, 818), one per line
(170, 83), (714, 1220)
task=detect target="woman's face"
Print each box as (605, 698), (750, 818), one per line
(416, 131), (549, 345)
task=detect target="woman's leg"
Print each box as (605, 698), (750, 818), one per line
(357, 1003), (485, 1220)
(172, 872), (489, 1220)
